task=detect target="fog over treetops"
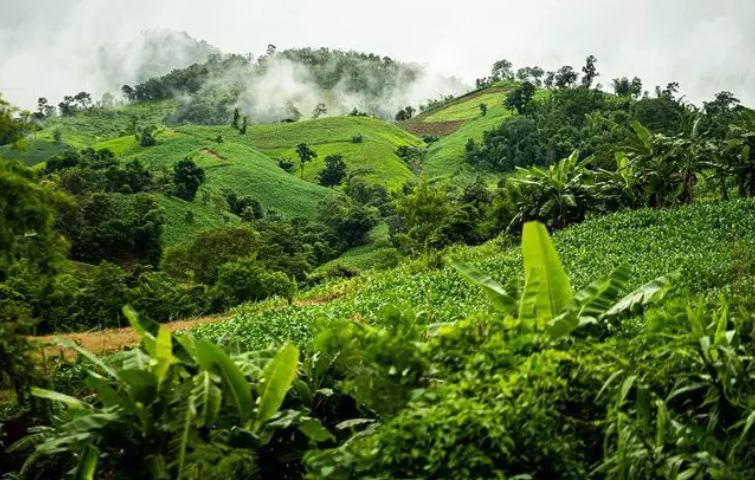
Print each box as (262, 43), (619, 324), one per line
(1, 0), (754, 109)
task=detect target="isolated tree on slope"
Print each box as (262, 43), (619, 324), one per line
(312, 103), (328, 119)
(232, 108), (241, 130)
(491, 59), (514, 81)
(173, 158), (205, 201)
(581, 55), (599, 88)
(296, 143), (318, 178)
(506, 82), (536, 114)
(319, 155), (347, 188)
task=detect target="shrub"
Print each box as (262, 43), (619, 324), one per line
(162, 225), (259, 285)
(214, 258), (293, 308)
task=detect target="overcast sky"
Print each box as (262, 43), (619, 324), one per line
(1, 0), (753, 109)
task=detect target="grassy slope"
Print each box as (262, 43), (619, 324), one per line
(95, 130), (338, 246)
(0, 101), (177, 166)
(420, 89), (550, 184)
(179, 117), (420, 191)
(319, 223), (396, 272)
(155, 194), (239, 247)
(423, 100), (513, 184)
(192, 199), (755, 350)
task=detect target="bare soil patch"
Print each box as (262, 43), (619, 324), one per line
(199, 148), (226, 160)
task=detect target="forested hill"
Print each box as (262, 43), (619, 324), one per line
(122, 46), (467, 124)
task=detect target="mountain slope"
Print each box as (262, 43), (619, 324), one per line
(0, 100), (178, 166)
(399, 84), (518, 183)
(95, 130), (339, 245)
(179, 116), (421, 190)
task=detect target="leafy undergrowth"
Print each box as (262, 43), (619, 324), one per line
(192, 199), (755, 350)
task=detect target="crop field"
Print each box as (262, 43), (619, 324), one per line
(424, 91), (511, 123)
(192, 199), (755, 350)
(179, 116), (421, 190)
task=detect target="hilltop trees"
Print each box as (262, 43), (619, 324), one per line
(319, 154), (347, 188)
(516, 66), (546, 86)
(554, 65), (579, 88)
(491, 58), (514, 81)
(505, 81), (536, 114)
(395, 106), (416, 121)
(296, 143), (318, 178)
(172, 157), (205, 201)
(612, 76), (644, 99)
(580, 55), (599, 88)
(0, 94), (34, 146)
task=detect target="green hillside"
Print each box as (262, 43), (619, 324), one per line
(398, 83), (540, 184)
(0, 100), (177, 166)
(94, 130), (338, 245)
(179, 116), (421, 190)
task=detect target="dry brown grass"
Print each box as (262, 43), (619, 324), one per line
(32, 314), (231, 360)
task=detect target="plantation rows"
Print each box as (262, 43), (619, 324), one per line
(193, 199), (755, 350)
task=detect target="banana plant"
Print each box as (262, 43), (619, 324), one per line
(452, 221), (676, 340)
(10, 307), (331, 480)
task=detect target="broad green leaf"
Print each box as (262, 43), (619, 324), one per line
(298, 419), (335, 443)
(596, 370), (624, 401)
(153, 327), (174, 386)
(31, 387), (90, 410)
(176, 396), (196, 480)
(618, 375), (637, 406)
(630, 120), (652, 151)
(734, 410), (755, 451)
(518, 270), (540, 322)
(56, 339), (117, 379)
(118, 370), (158, 406)
(605, 272), (678, 317)
(74, 444), (99, 480)
(521, 222), (572, 320)
(548, 265), (632, 340)
(656, 400), (670, 448)
(196, 340), (255, 428)
(193, 371), (222, 428)
(254, 343), (300, 432)
(547, 310), (579, 341)
(451, 259), (516, 313)
(123, 305), (156, 354)
(713, 303), (730, 347)
(335, 418), (377, 430)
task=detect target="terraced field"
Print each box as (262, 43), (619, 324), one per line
(179, 116), (421, 191)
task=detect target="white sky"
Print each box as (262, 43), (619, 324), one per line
(1, 0), (754, 108)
